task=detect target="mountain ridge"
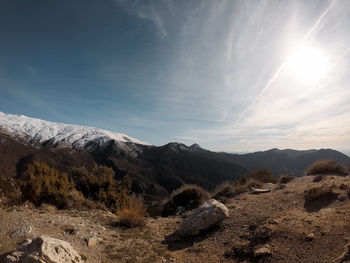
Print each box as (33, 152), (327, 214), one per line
(0, 111), (148, 148)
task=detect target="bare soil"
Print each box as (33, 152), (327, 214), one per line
(1, 175), (350, 263)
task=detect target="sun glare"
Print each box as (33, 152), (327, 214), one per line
(287, 46), (329, 85)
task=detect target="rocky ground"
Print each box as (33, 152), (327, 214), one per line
(1, 175), (350, 263)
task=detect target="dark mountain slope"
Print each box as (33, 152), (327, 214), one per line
(216, 148), (350, 176)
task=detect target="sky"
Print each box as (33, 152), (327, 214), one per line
(0, 0), (349, 154)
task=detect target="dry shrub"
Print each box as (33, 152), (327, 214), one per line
(161, 184), (210, 217)
(117, 196), (147, 228)
(40, 203), (57, 212)
(247, 169), (278, 184)
(21, 162), (74, 209)
(0, 176), (22, 206)
(279, 174), (295, 184)
(212, 179), (263, 203)
(306, 160), (349, 176)
(171, 184), (210, 209)
(65, 190), (97, 210)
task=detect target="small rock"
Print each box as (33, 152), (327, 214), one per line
(339, 184), (348, 190)
(306, 233), (315, 241)
(254, 246), (272, 257)
(87, 237), (97, 247)
(11, 226), (32, 238)
(5, 235), (82, 263)
(338, 195), (346, 202)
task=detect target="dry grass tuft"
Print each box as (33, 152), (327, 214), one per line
(117, 196), (147, 228)
(212, 179), (263, 203)
(306, 160), (349, 176)
(247, 169), (278, 184)
(279, 174), (295, 184)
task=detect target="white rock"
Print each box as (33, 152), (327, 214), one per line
(178, 199), (229, 237)
(11, 226), (32, 238)
(5, 235), (82, 263)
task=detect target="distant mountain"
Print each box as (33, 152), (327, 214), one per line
(216, 148), (350, 176)
(0, 111), (349, 203)
(0, 112), (147, 148)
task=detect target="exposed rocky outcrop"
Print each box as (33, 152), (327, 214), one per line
(4, 236), (82, 263)
(178, 199), (229, 237)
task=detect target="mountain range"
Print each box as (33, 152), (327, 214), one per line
(0, 111), (349, 203)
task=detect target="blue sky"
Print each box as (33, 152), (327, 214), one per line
(0, 0), (349, 154)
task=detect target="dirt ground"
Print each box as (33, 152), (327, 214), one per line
(1, 175), (350, 263)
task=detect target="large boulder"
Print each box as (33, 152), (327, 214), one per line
(178, 199), (229, 237)
(5, 236), (82, 263)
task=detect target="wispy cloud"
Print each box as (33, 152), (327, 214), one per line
(114, 0), (171, 38)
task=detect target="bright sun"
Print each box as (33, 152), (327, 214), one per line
(287, 46), (329, 85)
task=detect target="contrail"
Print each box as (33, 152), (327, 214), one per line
(234, 0), (336, 125)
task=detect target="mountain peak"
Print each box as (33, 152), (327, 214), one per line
(0, 111), (149, 148)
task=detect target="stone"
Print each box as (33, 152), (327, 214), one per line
(254, 246), (272, 257)
(306, 233), (315, 241)
(338, 195), (346, 202)
(87, 237), (97, 247)
(4, 235), (83, 263)
(11, 226), (32, 238)
(178, 199), (229, 237)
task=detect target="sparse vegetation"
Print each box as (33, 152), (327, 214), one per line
(0, 176), (22, 206)
(279, 174), (295, 184)
(70, 166), (132, 211)
(212, 171), (271, 202)
(306, 160), (349, 176)
(117, 196), (147, 228)
(21, 162), (74, 208)
(162, 184), (210, 216)
(172, 184), (210, 209)
(247, 169), (278, 184)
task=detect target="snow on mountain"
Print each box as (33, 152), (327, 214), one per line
(0, 112), (149, 148)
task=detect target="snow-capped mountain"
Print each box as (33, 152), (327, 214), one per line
(0, 112), (148, 148)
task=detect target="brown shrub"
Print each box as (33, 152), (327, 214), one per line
(306, 160), (349, 176)
(161, 184), (210, 216)
(117, 196), (146, 228)
(242, 169), (278, 184)
(69, 165), (132, 211)
(279, 174), (295, 184)
(21, 162), (74, 208)
(171, 184), (210, 210)
(212, 179), (263, 203)
(0, 176), (22, 206)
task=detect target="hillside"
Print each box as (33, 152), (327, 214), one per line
(0, 112), (349, 205)
(2, 174), (350, 262)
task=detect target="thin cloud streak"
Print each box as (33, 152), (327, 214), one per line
(234, 0), (336, 125)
